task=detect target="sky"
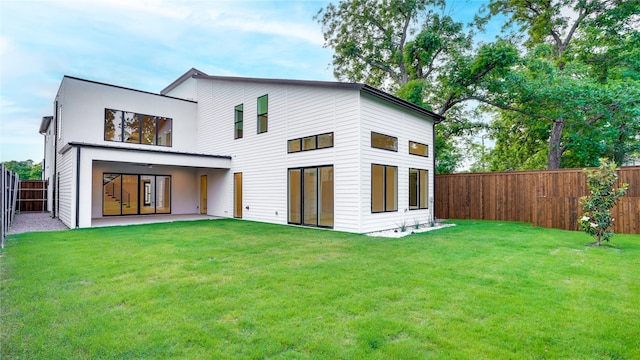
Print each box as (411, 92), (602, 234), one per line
(0, 0), (495, 163)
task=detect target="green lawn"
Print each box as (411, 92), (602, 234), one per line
(1, 219), (639, 359)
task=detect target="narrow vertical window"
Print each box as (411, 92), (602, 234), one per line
(409, 169), (418, 210)
(156, 176), (171, 214)
(141, 115), (156, 145)
(288, 169), (301, 224)
(409, 168), (428, 210)
(303, 168), (318, 226)
(157, 117), (172, 146)
(104, 109), (123, 142)
(318, 166), (334, 227)
(385, 166), (398, 212)
(257, 95), (268, 134)
(371, 165), (384, 213)
(419, 169), (428, 209)
(234, 173), (243, 218)
(57, 104), (62, 140)
(371, 164), (397, 213)
(234, 104), (243, 139)
(123, 112), (140, 143)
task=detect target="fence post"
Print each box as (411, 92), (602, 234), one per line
(1, 164), (20, 249)
(1, 164), (5, 248)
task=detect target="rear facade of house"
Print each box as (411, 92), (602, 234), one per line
(40, 69), (441, 233)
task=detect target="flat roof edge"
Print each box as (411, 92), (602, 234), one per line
(61, 142), (232, 160)
(63, 76), (197, 103)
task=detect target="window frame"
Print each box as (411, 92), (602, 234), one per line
(102, 173), (172, 216)
(234, 104), (244, 139)
(288, 165), (334, 228)
(371, 132), (398, 152)
(409, 168), (429, 210)
(104, 108), (172, 147)
(287, 132), (334, 153)
(371, 164), (398, 213)
(288, 138), (302, 153)
(257, 94), (268, 134)
(409, 140), (429, 157)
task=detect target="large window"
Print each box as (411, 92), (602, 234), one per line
(409, 168), (428, 210)
(371, 164), (397, 213)
(409, 141), (429, 157)
(371, 132), (397, 151)
(288, 166), (333, 228)
(257, 95), (268, 134)
(104, 108), (172, 147)
(234, 104), (243, 139)
(288, 132), (334, 153)
(103, 173), (171, 216)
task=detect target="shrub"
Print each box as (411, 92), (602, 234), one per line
(578, 159), (629, 246)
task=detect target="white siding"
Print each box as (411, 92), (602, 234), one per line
(162, 77), (197, 101)
(359, 93), (435, 233)
(57, 77), (198, 153)
(196, 79), (362, 232)
(57, 150), (74, 228)
(45, 73), (436, 233)
(43, 123), (56, 212)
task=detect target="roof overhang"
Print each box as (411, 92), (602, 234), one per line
(160, 68), (208, 95)
(192, 74), (445, 123)
(60, 142), (232, 169)
(39, 116), (53, 134)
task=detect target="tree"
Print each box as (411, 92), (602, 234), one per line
(578, 158), (629, 246)
(2, 160), (42, 180)
(477, 0), (640, 169)
(316, 0), (518, 172)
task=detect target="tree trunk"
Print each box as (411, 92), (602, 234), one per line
(547, 120), (565, 170)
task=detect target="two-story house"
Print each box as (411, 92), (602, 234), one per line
(39, 68), (443, 233)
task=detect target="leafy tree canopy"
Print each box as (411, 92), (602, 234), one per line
(2, 160), (42, 180)
(477, 0), (640, 170)
(316, 0), (519, 173)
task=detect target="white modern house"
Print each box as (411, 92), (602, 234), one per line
(39, 68), (442, 233)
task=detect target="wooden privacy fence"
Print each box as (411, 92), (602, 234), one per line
(435, 166), (640, 234)
(18, 180), (47, 212)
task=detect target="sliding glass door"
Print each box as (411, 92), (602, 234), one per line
(103, 173), (171, 216)
(288, 165), (333, 228)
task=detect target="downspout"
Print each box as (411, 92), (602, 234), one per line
(53, 101), (58, 218)
(432, 121), (437, 222)
(75, 146), (80, 229)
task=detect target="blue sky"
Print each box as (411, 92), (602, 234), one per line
(0, 0), (494, 162)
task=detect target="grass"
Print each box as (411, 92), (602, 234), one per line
(1, 219), (639, 359)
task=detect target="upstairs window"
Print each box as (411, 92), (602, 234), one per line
(409, 141), (428, 157)
(257, 95), (268, 134)
(288, 133), (334, 153)
(234, 104), (243, 139)
(288, 139), (301, 153)
(371, 132), (397, 151)
(105, 108), (172, 147)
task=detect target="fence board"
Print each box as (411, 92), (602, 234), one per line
(436, 166), (640, 234)
(18, 180), (47, 212)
